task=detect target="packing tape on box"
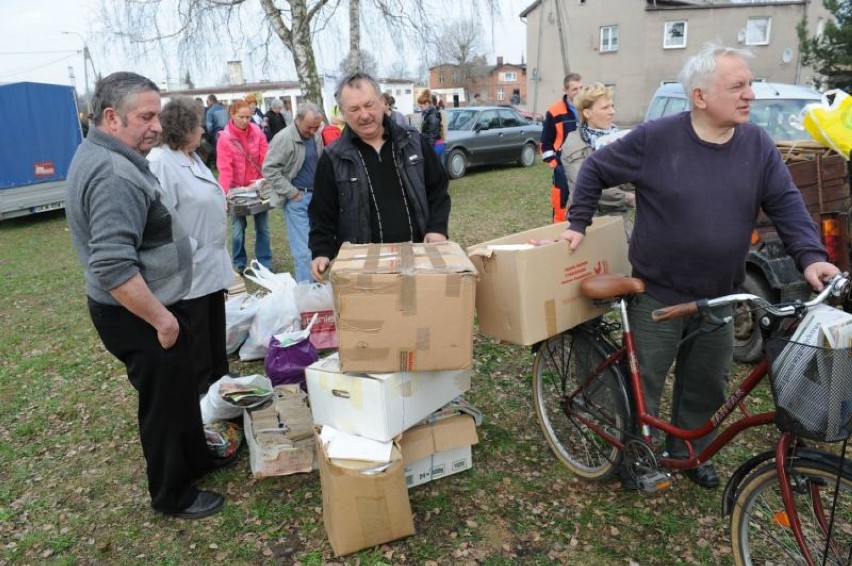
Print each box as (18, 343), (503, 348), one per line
(340, 346), (392, 362)
(396, 378), (413, 398)
(425, 245), (447, 270)
(544, 299), (557, 338)
(444, 273), (462, 298)
(364, 245), (381, 271)
(400, 273), (417, 314)
(339, 318), (384, 332)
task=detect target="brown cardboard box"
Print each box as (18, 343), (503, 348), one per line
(244, 385), (316, 478)
(330, 241), (477, 373)
(400, 414), (479, 488)
(468, 216), (630, 345)
(316, 429), (415, 556)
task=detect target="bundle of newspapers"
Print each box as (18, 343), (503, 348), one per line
(228, 179), (272, 216)
(770, 304), (852, 441)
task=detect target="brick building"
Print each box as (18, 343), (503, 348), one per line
(428, 57), (529, 108)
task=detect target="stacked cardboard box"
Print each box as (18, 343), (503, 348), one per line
(308, 241), (479, 556)
(330, 241), (477, 372)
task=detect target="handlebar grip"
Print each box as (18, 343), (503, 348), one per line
(651, 302), (699, 322)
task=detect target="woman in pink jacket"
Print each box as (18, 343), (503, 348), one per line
(217, 100), (271, 272)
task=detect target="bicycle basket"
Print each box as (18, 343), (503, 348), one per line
(765, 338), (852, 442)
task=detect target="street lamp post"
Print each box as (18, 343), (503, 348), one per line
(61, 31), (93, 114)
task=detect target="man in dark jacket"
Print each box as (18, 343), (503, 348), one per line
(308, 72), (450, 281)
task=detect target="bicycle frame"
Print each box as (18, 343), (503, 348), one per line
(571, 297), (776, 470)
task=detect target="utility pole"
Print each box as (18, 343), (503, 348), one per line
(62, 31), (94, 116)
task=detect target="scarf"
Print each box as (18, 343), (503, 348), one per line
(579, 123), (620, 151)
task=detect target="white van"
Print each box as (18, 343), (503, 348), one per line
(644, 81), (821, 142)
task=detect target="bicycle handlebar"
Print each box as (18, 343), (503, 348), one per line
(650, 273), (850, 323)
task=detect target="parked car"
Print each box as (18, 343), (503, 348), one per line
(444, 106), (542, 179)
(496, 103), (544, 124)
(645, 81), (822, 142)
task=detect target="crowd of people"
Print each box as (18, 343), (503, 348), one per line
(64, 40), (837, 523)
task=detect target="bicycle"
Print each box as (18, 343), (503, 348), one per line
(531, 272), (852, 565)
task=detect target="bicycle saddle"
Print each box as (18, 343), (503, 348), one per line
(580, 274), (645, 299)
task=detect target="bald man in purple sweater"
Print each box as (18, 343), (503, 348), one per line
(561, 43), (839, 489)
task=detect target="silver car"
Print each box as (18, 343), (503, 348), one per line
(444, 106), (542, 179)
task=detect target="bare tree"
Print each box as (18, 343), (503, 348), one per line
(385, 61), (411, 80)
(339, 49), (379, 77)
(100, 0), (339, 110)
(436, 19), (484, 84)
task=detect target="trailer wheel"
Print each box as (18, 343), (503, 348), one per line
(733, 272), (774, 363)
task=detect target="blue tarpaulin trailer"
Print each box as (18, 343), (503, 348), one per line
(0, 82), (83, 220)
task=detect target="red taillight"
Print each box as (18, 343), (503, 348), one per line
(821, 217), (842, 264)
(750, 229), (760, 246)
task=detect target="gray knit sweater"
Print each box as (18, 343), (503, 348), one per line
(66, 128), (192, 306)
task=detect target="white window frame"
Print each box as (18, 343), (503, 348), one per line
(497, 88), (505, 101)
(663, 21), (687, 49)
(500, 71), (517, 82)
(600, 25), (619, 53)
(746, 17), (771, 46)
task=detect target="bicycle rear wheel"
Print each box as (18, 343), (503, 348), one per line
(730, 459), (852, 565)
(531, 327), (630, 481)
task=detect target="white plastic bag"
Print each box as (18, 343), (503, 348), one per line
(239, 260), (301, 361)
(225, 293), (261, 355)
(294, 282), (338, 350)
(200, 374), (273, 424)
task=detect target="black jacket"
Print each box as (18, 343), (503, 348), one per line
(309, 116), (450, 260)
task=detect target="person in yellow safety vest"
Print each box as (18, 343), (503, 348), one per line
(540, 72), (583, 223)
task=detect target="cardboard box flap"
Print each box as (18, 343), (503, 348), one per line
(333, 241), (478, 276)
(402, 415), (479, 465)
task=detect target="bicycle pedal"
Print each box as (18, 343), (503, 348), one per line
(637, 471), (673, 492)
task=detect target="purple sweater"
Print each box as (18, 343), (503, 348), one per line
(568, 112), (827, 304)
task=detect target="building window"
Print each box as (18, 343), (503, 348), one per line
(452, 71), (459, 82)
(500, 71), (517, 82)
(664, 21), (687, 49)
(746, 17), (771, 46)
(600, 26), (619, 53)
(497, 88), (505, 101)
(439, 73), (445, 84)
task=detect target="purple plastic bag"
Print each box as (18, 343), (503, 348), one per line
(264, 335), (319, 390)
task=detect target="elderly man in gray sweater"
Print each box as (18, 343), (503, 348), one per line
(66, 72), (225, 520)
(262, 101), (324, 282)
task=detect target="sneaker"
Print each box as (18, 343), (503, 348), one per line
(159, 490), (224, 520)
(682, 462), (720, 489)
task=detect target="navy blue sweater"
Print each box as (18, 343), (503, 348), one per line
(568, 112), (827, 304)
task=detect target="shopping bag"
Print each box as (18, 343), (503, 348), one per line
(803, 90), (852, 159)
(204, 420), (243, 458)
(294, 281), (338, 350)
(239, 261), (301, 361)
(225, 293), (261, 355)
(200, 374), (273, 424)
(264, 314), (320, 389)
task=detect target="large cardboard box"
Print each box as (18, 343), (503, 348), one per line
(330, 241), (477, 373)
(316, 430), (415, 556)
(401, 414), (479, 488)
(306, 354), (472, 442)
(244, 385), (316, 478)
(467, 216), (630, 345)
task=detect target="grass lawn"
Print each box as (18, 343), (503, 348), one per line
(0, 159), (780, 565)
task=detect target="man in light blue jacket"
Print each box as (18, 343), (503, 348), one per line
(262, 102), (324, 282)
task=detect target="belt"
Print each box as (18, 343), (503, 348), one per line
(297, 187), (313, 193)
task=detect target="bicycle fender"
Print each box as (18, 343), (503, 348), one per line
(791, 447), (852, 476)
(722, 450), (776, 517)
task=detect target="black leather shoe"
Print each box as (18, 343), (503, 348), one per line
(683, 463), (720, 489)
(168, 490), (225, 519)
(210, 449), (241, 471)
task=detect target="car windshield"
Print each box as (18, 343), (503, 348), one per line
(448, 110), (477, 131)
(749, 99), (814, 142)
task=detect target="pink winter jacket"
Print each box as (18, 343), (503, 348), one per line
(216, 121), (269, 193)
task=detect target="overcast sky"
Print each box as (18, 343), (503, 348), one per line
(1, 0), (529, 91)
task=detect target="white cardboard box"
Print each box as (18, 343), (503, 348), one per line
(305, 354), (472, 442)
(400, 414), (479, 488)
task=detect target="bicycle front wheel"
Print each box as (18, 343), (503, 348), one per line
(531, 327), (630, 481)
(731, 459), (852, 565)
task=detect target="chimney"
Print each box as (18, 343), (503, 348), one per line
(227, 61), (244, 86)
(497, 56), (504, 67)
